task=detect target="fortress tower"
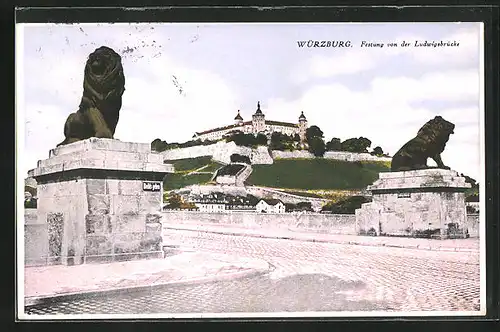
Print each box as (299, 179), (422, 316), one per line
(252, 101), (266, 133)
(234, 110), (243, 125)
(298, 111), (308, 142)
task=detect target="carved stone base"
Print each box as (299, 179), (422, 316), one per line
(355, 169), (471, 239)
(29, 138), (174, 265)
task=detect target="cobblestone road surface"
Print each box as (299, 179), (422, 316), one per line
(25, 230), (480, 315)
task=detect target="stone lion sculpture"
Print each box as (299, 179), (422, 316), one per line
(57, 46), (125, 146)
(391, 116), (455, 172)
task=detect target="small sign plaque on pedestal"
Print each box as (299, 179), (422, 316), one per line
(143, 181), (161, 192)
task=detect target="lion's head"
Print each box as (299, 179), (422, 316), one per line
(416, 115), (455, 147)
(80, 46), (125, 111)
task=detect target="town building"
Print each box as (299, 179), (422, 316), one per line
(194, 202), (226, 213)
(192, 102), (308, 142)
(189, 193), (227, 212)
(225, 204), (256, 212)
(256, 198), (286, 214)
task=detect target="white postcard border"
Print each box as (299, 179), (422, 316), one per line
(15, 21), (488, 320)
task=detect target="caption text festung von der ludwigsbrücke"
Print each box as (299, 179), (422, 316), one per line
(296, 40), (460, 48)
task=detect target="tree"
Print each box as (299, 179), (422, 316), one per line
(226, 131), (245, 145)
(305, 125), (324, 142)
(151, 138), (168, 152)
(270, 132), (287, 150)
(371, 146), (384, 156)
(256, 133), (268, 146)
(292, 133), (301, 142)
(227, 132), (262, 147)
(308, 137), (326, 157)
(326, 138), (342, 151)
(246, 194), (260, 206)
(305, 126), (326, 157)
(340, 137), (372, 153)
(180, 201), (197, 210)
(285, 203), (296, 212)
(165, 194), (182, 209)
(296, 201), (313, 211)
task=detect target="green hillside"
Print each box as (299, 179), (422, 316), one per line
(163, 156), (221, 190)
(164, 156), (221, 172)
(162, 156), (391, 191)
(164, 173), (213, 190)
(247, 159), (391, 190)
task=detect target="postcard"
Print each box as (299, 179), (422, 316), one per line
(16, 21), (485, 319)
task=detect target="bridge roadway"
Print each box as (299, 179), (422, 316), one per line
(25, 229), (480, 315)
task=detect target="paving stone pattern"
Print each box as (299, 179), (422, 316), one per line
(25, 230), (480, 315)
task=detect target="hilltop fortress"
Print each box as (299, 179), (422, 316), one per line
(193, 102), (308, 142)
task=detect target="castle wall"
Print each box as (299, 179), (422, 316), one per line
(162, 141), (274, 165)
(162, 142), (391, 166)
(272, 150), (392, 162)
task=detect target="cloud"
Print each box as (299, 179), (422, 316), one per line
(291, 51), (378, 83)
(266, 69), (481, 179)
(116, 60), (240, 143)
(370, 69), (480, 104)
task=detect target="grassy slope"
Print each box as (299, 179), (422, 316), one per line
(164, 173), (213, 190)
(164, 156), (213, 171)
(163, 156), (218, 190)
(202, 162), (225, 172)
(247, 159), (391, 190)
(162, 156), (391, 191)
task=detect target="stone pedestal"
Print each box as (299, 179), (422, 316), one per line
(31, 138), (174, 265)
(355, 169), (471, 239)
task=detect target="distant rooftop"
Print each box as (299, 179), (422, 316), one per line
(195, 121), (251, 135)
(259, 198), (284, 206)
(265, 120), (298, 128)
(234, 110), (243, 121)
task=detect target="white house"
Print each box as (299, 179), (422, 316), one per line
(255, 199), (286, 214)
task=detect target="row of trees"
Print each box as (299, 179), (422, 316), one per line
(152, 125), (387, 157)
(151, 138), (219, 152)
(269, 132), (301, 151)
(225, 131), (268, 148)
(285, 201), (313, 212)
(305, 126), (385, 157)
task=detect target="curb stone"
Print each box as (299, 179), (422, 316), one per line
(24, 264), (271, 307)
(164, 226), (479, 253)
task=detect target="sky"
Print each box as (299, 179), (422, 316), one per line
(17, 22), (483, 181)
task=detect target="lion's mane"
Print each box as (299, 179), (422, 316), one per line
(57, 46), (125, 147)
